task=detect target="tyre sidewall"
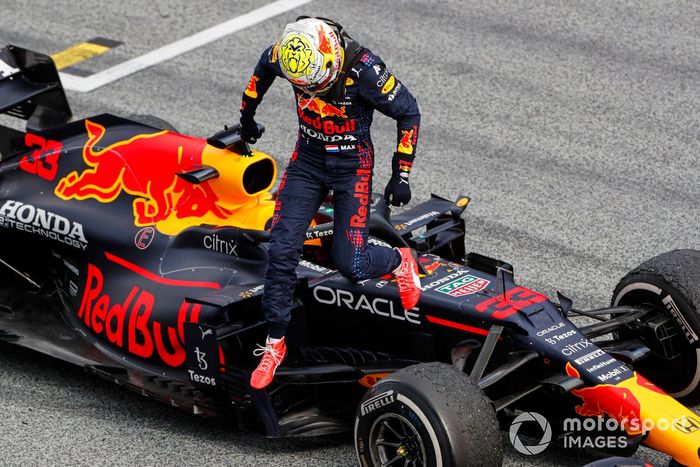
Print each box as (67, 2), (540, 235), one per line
(614, 274), (700, 346)
(614, 273), (700, 397)
(355, 380), (451, 467)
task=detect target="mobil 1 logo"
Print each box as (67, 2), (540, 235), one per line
(184, 322), (220, 388)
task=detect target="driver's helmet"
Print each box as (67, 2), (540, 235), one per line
(278, 18), (344, 94)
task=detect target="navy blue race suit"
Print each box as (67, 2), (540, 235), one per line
(240, 43), (421, 338)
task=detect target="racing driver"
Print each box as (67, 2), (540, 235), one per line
(239, 17), (422, 389)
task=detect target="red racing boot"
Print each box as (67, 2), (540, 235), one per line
(250, 337), (287, 390)
(394, 248), (421, 310)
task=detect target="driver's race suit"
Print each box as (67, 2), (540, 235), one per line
(240, 44), (421, 338)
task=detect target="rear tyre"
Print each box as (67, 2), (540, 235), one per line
(126, 114), (178, 132)
(612, 249), (700, 403)
(354, 362), (502, 467)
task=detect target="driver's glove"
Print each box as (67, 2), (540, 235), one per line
(384, 152), (414, 207)
(240, 116), (262, 144)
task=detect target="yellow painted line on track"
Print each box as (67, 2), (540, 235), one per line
(51, 37), (122, 70)
(59, 0), (314, 92)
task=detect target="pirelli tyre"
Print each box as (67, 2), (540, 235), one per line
(127, 114), (178, 132)
(354, 362), (502, 467)
(612, 249), (700, 403)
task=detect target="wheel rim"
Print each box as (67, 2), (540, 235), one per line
(368, 413), (427, 467)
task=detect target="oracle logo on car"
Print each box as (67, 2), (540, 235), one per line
(536, 322), (565, 337)
(312, 285), (420, 324)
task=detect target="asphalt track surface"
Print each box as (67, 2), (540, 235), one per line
(0, 0), (699, 465)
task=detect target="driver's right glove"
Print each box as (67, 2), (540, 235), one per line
(240, 116), (262, 144)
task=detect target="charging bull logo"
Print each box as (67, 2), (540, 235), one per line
(566, 362), (700, 463)
(244, 75), (259, 99)
(566, 363), (643, 435)
(422, 260), (443, 275)
(398, 129), (415, 155)
(299, 96), (347, 119)
(54, 120), (231, 234)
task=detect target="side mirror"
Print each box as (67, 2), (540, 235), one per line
(207, 123), (265, 155)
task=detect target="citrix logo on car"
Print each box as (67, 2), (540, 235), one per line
(312, 285), (421, 324)
(0, 200), (87, 250)
(561, 338), (593, 356)
(203, 233), (237, 255)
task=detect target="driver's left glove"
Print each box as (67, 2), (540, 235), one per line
(384, 152), (415, 207)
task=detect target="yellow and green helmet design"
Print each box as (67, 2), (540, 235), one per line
(279, 18), (344, 93)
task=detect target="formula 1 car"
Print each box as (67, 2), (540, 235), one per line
(2, 44), (700, 466)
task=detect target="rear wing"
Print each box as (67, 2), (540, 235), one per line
(0, 45), (72, 133)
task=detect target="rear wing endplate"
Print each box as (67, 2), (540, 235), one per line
(390, 194), (470, 258)
(0, 45), (72, 132)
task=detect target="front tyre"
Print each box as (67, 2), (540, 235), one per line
(612, 249), (700, 403)
(354, 362), (502, 467)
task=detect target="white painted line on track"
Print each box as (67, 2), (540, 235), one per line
(59, 0), (313, 92)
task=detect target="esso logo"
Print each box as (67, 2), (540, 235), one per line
(134, 227), (155, 250)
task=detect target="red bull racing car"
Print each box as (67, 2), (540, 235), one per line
(3, 44), (700, 466)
